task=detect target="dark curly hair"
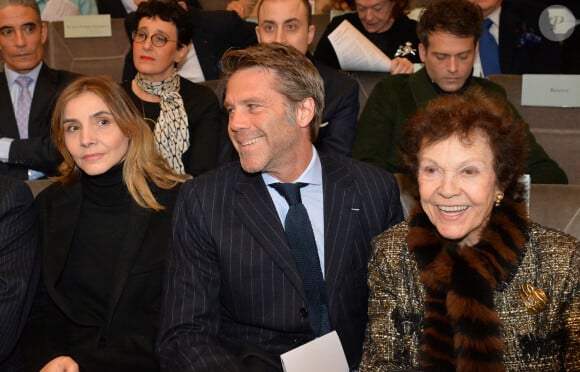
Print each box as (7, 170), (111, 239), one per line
(401, 87), (528, 203)
(135, 0), (192, 49)
(417, 0), (482, 48)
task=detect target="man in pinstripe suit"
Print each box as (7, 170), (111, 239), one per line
(0, 175), (39, 371)
(158, 43), (403, 371)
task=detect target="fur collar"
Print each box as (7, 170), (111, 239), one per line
(407, 199), (528, 371)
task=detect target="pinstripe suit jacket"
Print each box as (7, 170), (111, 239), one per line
(158, 155), (404, 371)
(0, 176), (39, 371)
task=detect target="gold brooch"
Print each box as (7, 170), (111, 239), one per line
(519, 284), (548, 314)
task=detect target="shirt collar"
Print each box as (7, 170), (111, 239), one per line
(487, 5), (501, 26)
(5, 62), (43, 86)
(262, 145), (322, 186)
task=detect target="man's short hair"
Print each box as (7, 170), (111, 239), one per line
(0, 0), (41, 21)
(256, 0), (312, 25)
(221, 42), (324, 140)
(417, 0), (483, 48)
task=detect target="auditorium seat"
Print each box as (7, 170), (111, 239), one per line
(487, 74), (580, 184)
(487, 74), (580, 130)
(25, 179), (55, 198)
(310, 13), (331, 52)
(346, 71), (388, 116)
(199, 0), (230, 10)
(43, 18), (130, 82)
(531, 128), (580, 184)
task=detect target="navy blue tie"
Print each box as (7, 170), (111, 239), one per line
(480, 18), (501, 76)
(270, 182), (330, 336)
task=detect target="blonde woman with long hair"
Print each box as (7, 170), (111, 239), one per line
(21, 75), (186, 371)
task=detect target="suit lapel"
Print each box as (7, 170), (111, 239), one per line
(498, 8), (517, 73)
(29, 65), (57, 138)
(104, 201), (151, 333)
(320, 157), (359, 309)
(234, 171), (307, 300)
(43, 183), (82, 308)
(0, 71), (19, 138)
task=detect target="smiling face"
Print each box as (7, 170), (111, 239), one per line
(355, 0), (396, 33)
(419, 31), (477, 92)
(224, 66), (314, 182)
(0, 5), (47, 74)
(256, 0), (314, 55)
(132, 16), (187, 82)
(418, 132), (500, 246)
(62, 92), (130, 176)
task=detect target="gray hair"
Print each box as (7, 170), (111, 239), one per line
(0, 0), (41, 20)
(221, 42), (325, 140)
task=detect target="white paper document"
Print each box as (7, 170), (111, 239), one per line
(328, 20), (391, 72)
(42, 0), (80, 21)
(280, 331), (349, 372)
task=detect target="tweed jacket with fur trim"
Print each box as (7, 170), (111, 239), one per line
(360, 201), (579, 371)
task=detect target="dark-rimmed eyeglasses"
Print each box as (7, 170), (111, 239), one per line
(132, 30), (179, 48)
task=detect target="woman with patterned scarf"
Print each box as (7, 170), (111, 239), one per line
(123, 0), (223, 177)
(360, 88), (579, 371)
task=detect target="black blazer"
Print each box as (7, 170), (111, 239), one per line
(313, 57), (360, 156)
(0, 176), (39, 371)
(0, 64), (79, 180)
(96, 0), (127, 18)
(158, 155), (404, 370)
(498, 0), (563, 74)
(122, 8), (257, 82)
(21, 180), (181, 372)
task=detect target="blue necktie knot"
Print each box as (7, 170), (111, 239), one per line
(480, 18), (501, 76)
(270, 182), (307, 206)
(484, 17), (493, 30)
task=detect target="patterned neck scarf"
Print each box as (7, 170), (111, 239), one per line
(136, 71), (189, 174)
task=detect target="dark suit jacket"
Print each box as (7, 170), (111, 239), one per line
(21, 180), (181, 372)
(497, 0), (563, 74)
(353, 67), (568, 184)
(557, 0), (580, 73)
(0, 64), (79, 180)
(313, 57), (360, 156)
(96, 0), (127, 18)
(122, 78), (225, 177)
(122, 8), (257, 82)
(158, 155), (404, 371)
(0, 176), (39, 372)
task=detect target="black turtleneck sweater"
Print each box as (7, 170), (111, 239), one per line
(58, 164), (132, 326)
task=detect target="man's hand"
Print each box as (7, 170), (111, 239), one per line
(389, 57), (415, 75)
(40, 356), (79, 372)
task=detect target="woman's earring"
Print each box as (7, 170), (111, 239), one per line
(495, 193), (504, 207)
